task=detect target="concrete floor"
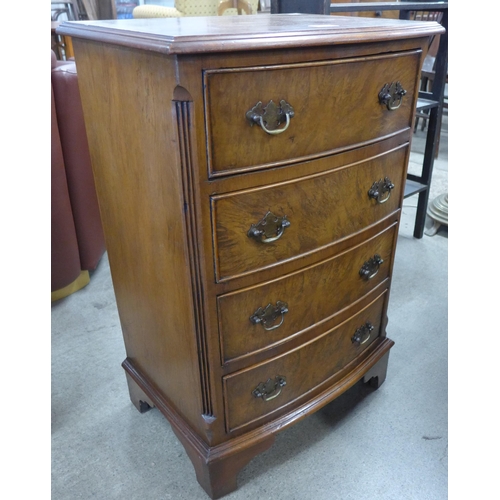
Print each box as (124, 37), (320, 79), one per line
(51, 118), (448, 500)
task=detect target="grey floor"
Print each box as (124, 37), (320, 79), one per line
(52, 117), (448, 500)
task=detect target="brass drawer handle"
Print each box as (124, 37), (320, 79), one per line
(250, 301), (288, 331)
(248, 211), (290, 244)
(352, 322), (374, 346)
(379, 81), (407, 110)
(252, 375), (287, 402)
(368, 177), (395, 204)
(246, 99), (294, 135)
(359, 254), (384, 280)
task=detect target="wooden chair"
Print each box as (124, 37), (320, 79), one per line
(51, 1), (81, 59)
(133, 0), (259, 18)
(411, 9), (442, 22)
(218, 0), (254, 15)
(51, 1), (82, 21)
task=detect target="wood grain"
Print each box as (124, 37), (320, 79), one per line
(223, 290), (387, 432)
(212, 144), (408, 280)
(57, 14), (444, 55)
(65, 15), (443, 498)
(218, 223), (397, 363)
(205, 50), (420, 174)
(73, 40), (206, 433)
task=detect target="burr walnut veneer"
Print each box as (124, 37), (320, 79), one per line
(58, 14), (444, 499)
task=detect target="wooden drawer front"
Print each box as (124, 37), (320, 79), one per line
(223, 291), (386, 432)
(204, 50), (420, 176)
(212, 144), (407, 281)
(218, 224), (396, 363)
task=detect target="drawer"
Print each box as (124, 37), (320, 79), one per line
(204, 50), (420, 176)
(218, 223), (397, 363)
(212, 144), (407, 281)
(223, 291), (387, 433)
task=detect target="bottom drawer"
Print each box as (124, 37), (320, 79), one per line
(223, 291), (387, 433)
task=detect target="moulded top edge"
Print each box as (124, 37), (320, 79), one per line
(56, 14), (445, 55)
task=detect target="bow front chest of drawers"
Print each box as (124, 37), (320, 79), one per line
(59, 14), (444, 499)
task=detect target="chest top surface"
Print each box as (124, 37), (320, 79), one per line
(57, 13), (444, 54)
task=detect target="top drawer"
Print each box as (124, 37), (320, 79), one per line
(204, 50), (421, 177)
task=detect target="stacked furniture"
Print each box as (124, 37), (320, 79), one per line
(58, 14), (444, 498)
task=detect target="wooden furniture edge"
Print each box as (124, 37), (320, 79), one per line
(122, 335), (394, 458)
(56, 16), (444, 55)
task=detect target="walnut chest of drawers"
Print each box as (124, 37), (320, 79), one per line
(59, 14), (444, 499)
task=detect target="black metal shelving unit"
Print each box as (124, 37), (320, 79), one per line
(330, 2), (448, 238)
(271, 1), (448, 239)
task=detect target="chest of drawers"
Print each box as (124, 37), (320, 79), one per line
(58, 14), (444, 499)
